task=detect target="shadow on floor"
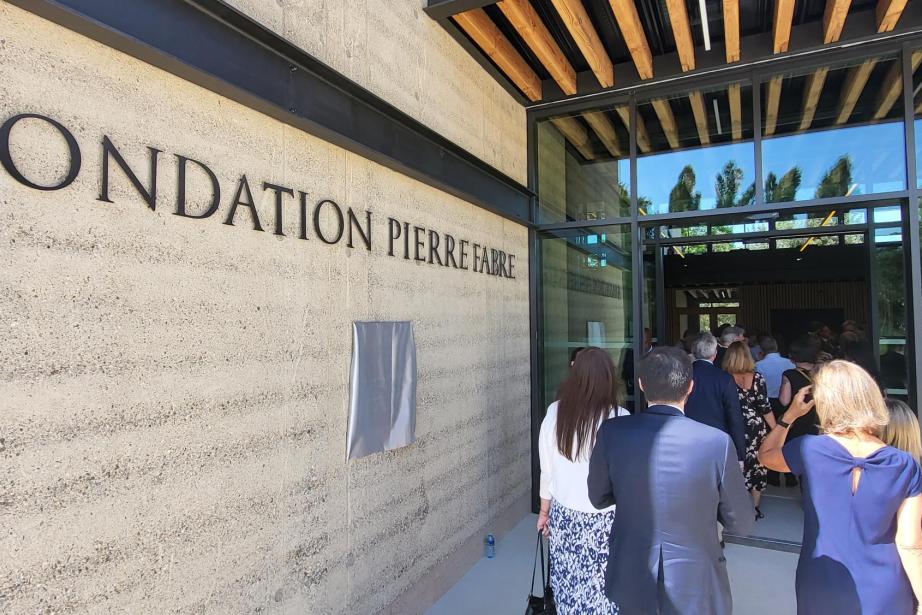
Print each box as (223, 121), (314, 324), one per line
(427, 514), (798, 615)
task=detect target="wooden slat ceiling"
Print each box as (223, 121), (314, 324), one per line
(451, 0), (909, 101)
(446, 0), (916, 161)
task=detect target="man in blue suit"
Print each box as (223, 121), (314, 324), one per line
(588, 347), (753, 615)
(686, 332), (746, 463)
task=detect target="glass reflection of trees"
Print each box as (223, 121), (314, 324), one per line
(665, 155), (855, 212)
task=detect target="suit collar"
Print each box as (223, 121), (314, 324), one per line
(644, 404), (685, 417)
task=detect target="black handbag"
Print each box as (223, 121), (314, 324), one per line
(525, 533), (556, 615)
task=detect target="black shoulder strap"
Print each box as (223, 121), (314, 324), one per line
(528, 533), (550, 597)
(529, 533), (542, 595)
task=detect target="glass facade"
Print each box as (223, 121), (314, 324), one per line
(637, 83), (754, 214)
(539, 225), (633, 405)
(536, 103), (630, 223)
(761, 54), (905, 202)
(533, 41), (922, 414)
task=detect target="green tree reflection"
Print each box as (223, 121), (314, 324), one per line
(665, 152), (853, 211)
(765, 168), (802, 202)
(669, 165), (702, 212)
(715, 161), (744, 208)
(814, 155), (853, 199)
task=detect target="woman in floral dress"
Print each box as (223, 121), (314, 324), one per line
(722, 341), (776, 519)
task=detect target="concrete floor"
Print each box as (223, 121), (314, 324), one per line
(747, 485), (804, 543)
(427, 514), (798, 615)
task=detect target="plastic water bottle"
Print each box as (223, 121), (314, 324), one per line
(485, 533), (495, 559)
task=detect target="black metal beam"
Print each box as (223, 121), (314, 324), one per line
(647, 224), (870, 247)
(8, 0), (534, 225)
(424, 0), (498, 21)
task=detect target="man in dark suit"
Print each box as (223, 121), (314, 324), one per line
(686, 332), (745, 463)
(588, 347), (754, 615)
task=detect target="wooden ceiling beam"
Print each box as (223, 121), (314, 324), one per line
(723, 0), (740, 63)
(773, 0), (796, 53)
(665, 0), (696, 72)
(877, 0), (909, 32)
(609, 0), (654, 79)
(498, 0), (577, 95)
(799, 67), (829, 131)
(823, 0), (853, 44)
(728, 83), (742, 140)
(582, 111), (624, 157)
(614, 106), (652, 153)
(550, 0), (614, 89)
(453, 9), (542, 101)
(836, 58), (877, 124)
(688, 91), (711, 145)
(763, 75), (783, 136)
(551, 116), (596, 160)
(651, 98), (680, 149)
(873, 52), (922, 119)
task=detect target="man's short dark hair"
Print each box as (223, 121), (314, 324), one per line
(638, 347), (693, 403)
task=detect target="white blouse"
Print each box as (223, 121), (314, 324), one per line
(539, 401), (629, 514)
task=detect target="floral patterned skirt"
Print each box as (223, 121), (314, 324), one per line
(548, 501), (618, 615)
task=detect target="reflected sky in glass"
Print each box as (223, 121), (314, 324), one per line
(637, 142), (754, 214)
(762, 122), (905, 200)
(916, 119), (922, 189)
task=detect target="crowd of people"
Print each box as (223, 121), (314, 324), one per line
(537, 322), (922, 615)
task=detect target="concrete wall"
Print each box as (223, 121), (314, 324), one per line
(0, 4), (530, 614)
(223, 0), (528, 186)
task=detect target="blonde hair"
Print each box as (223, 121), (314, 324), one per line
(882, 399), (922, 464)
(722, 340), (755, 374)
(813, 360), (889, 435)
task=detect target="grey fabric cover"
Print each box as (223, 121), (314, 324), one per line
(347, 321), (417, 460)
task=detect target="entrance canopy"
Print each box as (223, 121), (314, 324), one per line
(426, 0), (920, 106)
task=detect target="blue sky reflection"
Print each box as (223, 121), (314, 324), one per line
(637, 121), (905, 215)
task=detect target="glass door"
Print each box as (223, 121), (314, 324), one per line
(637, 201), (913, 549)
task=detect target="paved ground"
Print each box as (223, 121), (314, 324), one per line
(748, 485), (804, 543)
(427, 514), (798, 615)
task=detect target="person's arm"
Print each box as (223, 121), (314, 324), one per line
(537, 498), (551, 537)
(587, 423), (615, 509)
(756, 374), (777, 429)
(537, 415), (553, 535)
(718, 436), (755, 537)
(778, 375), (792, 406)
(895, 495), (922, 610)
(723, 377), (746, 462)
(758, 387), (814, 472)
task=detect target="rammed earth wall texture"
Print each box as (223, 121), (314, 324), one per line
(0, 3), (530, 613)
(223, 0), (528, 185)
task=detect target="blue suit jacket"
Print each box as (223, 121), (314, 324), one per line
(685, 360), (746, 461)
(587, 406), (754, 615)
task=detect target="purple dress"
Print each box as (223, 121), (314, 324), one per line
(783, 435), (922, 615)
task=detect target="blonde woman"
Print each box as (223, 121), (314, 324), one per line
(759, 361), (922, 615)
(882, 399), (922, 464)
(723, 341), (775, 518)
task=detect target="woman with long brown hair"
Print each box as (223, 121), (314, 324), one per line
(537, 347), (627, 615)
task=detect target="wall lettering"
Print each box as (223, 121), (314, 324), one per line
(0, 112), (517, 279)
